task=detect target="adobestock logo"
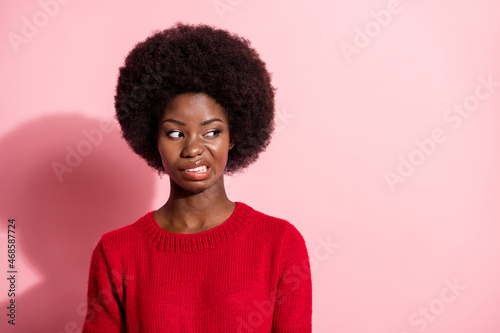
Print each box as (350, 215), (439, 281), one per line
(76, 269), (135, 331)
(385, 73), (499, 192)
(400, 277), (467, 333)
(235, 105), (294, 157)
(212, 0), (243, 21)
(52, 267), (135, 332)
(340, 0), (404, 63)
(51, 118), (117, 183)
(274, 106), (295, 133)
(236, 234), (339, 332)
(7, 0), (72, 54)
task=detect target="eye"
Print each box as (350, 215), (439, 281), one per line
(205, 129), (221, 137)
(166, 130), (183, 138)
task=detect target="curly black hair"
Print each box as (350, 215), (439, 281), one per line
(114, 22), (276, 175)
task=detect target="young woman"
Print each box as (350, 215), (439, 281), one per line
(82, 22), (312, 332)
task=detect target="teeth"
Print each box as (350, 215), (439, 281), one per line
(185, 165), (207, 172)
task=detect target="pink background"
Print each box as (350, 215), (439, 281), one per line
(1, 0), (499, 332)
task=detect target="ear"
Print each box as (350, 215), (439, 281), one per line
(229, 135), (235, 150)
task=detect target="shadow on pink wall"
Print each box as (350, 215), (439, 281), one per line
(0, 113), (156, 332)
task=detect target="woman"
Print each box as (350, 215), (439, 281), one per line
(82, 22), (312, 332)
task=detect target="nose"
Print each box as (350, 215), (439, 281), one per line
(180, 135), (204, 158)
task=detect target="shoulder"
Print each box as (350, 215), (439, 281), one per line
(241, 202), (309, 272)
(239, 202), (306, 246)
(95, 211), (152, 251)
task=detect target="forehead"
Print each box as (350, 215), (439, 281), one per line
(160, 92), (228, 122)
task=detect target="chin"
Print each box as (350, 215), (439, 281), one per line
(176, 178), (213, 193)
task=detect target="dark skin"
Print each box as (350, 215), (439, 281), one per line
(154, 92), (236, 234)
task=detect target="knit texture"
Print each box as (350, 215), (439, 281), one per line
(82, 201), (312, 332)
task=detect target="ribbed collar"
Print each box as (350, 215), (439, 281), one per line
(134, 201), (253, 253)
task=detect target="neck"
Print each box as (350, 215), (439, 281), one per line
(156, 177), (235, 232)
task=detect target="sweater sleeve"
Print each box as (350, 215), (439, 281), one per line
(82, 237), (126, 333)
(272, 223), (313, 332)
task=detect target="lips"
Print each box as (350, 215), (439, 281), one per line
(179, 160), (211, 181)
(179, 160), (211, 172)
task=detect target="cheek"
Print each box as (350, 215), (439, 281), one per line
(157, 143), (175, 169)
(215, 146), (230, 165)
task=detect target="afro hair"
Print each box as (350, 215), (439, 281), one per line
(114, 22), (276, 175)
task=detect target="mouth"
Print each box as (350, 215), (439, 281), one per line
(179, 165), (210, 181)
(183, 165), (208, 173)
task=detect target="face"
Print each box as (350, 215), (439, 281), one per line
(156, 92), (234, 194)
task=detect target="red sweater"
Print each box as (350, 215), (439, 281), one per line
(82, 201), (312, 332)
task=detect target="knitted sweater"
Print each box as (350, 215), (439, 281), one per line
(82, 201), (312, 332)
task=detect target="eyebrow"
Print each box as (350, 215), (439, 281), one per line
(161, 118), (224, 126)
